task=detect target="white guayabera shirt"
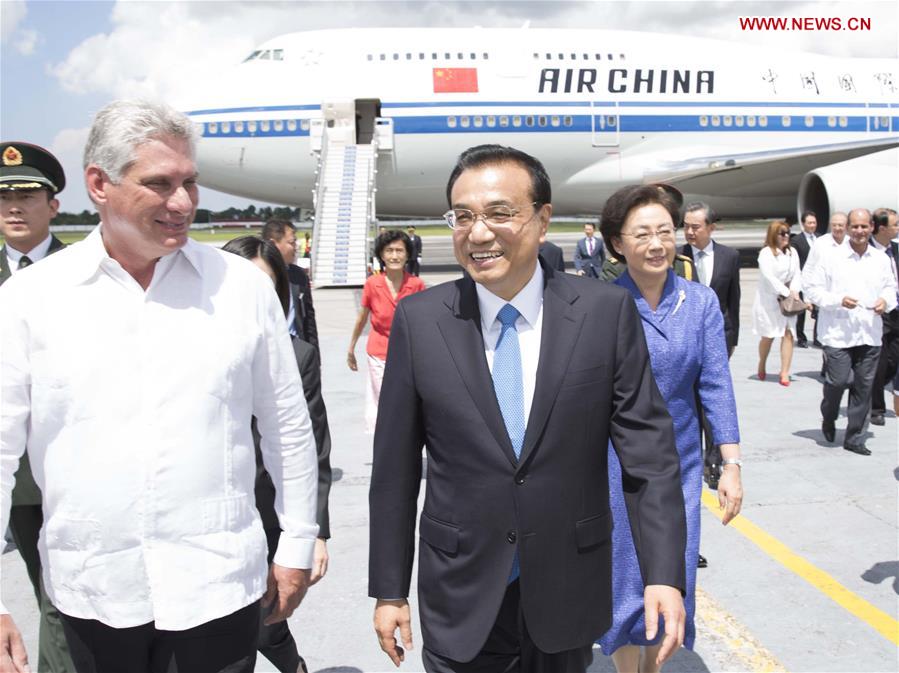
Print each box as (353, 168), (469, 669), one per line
(0, 226), (319, 630)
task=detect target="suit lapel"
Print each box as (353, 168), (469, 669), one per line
(519, 270), (584, 465)
(48, 235), (66, 255)
(0, 247), (10, 285)
(681, 244), (694, 261)
(437, 278), (518, 466)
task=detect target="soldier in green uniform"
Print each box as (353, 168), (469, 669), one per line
(601, 252), (697, 282)
(1, 141), (76, 672)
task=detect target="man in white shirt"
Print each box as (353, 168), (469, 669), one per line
(0, 100), (319, 672)
(803, 208), (897, 456)
(805, 211), (849, 348)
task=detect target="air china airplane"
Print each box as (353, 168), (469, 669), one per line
(181, 28), (896, 283)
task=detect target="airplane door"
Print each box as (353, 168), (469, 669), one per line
(868, 103), (893, 134)
(355, 99), (381, 144)
(591, 101), (620, 147)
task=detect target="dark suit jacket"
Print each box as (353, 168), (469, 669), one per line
(538, 240), (565, 272)
(0, 235), (66, 286)
(369, 260), (686, 660)
(790, 232), (819, 269)
(680, 241), (741, 353)
(287, 264), (318, 350)
(573, 236), (604, 277)
(255, 337), (332, 539)
(410, 234), (423, 259)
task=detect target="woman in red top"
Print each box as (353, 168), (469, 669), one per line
(348, 230), (426, 432)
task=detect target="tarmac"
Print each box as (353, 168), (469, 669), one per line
(2, 263), (898, 673)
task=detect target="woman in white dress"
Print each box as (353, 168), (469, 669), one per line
(753, 220), (802, 386)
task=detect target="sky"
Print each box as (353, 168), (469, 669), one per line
(2, 0), (896, 214)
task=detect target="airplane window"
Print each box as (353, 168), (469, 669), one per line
(804, 115), (814, 127)
(746, 116), (756, 127)
(551, 116), (560, 127)
(470, 53), (476, 59)
(711, 116), (720, 127)
(570, 53), (576, 60)
(287, 120), (297, 131)
(247, 121), (257, 133)
(537, 116), (546, 126)
(445, 52), (451, 59)
(606, 115), (617, 127)
(487, 116), (496, 127)
(221, 121), (231, 133)
(419, 53), (425, 59)
(699, 116), (708, 127)
(563, 116), (573, 127)
(545, 53), (552, 60)
(473, 116), (483, 128)
(260, 51), (271, 60)
(781, 116), (791, 127)
(873, 117), (880, 130)
(723, 116), (732, 127)
(273, 50), (283, 61)
(379, 54), (386, 61)
(525, 116), (535, 127)
(827, 116), (836, 127)
(512, 116), (522, 127)
(447, 116), (457, 128)
(457, 52), (463, 59)
(432, 53), (438, 59)
(499, 116), (509, 127)
(880, 116), (889, 128)
(207, 122), (218, 134)
(734, 116), (744, 127)
(243, 50), (261, 62)
(300, 119), (310, 131)
(483, 53), (488, 60)
(838, 116), (848, 127)
(406, 53), (412, 60)
(558, 53), (564, 60)
(367, 54), (373, 61)
(460, 116), (470, 128)
(274, 120), (284, 131)
(758, 115), (768, 127)
(260, 120), (270, 132)
(393, 53), (399, 60)
(619, 53), (625, 60)
(234, 121), (244, 133)
(533, 53), (539, 59)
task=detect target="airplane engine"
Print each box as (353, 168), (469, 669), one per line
(797, 149), (898, 227)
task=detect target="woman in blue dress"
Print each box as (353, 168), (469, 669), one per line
(597, 185), (744, 673)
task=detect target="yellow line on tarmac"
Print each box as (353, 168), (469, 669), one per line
(701, 489), (899, 646)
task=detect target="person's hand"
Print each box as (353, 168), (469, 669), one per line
(790, 291), (801, 301)
(576, 270), (585, 276)
(717, 465), (743, 525)
(841, 296), (859, 309)
(374, 599), (413, 667)
(262, 564), (311, 625)
(644, 585), (685, 665)
(873, 298), (887, 315)
(310, 538), (329, 585)
(347, 351), (358, 371)
(0, 614), (30, 673)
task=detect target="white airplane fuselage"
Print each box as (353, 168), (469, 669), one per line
(182, 28), (898, 218)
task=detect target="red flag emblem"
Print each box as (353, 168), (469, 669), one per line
(433, 67), (479, 93)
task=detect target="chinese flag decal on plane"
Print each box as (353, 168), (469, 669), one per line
(433, 67), (479, 93)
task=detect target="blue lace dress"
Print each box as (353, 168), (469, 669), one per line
(598, 270), (740, 654)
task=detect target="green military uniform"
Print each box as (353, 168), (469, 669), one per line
(1, 141), (76, 673)
(601, 253), (697, 282)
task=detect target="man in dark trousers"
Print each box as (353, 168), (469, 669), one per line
(406, 225), (423, 276)
(369, 144), (686, 673)
(573, 221), (604, 277)
(869, 208), (899, 426)
(790, 210), (820, 347)
(262, 219), (319, 350)
(0, 140), (77, 672)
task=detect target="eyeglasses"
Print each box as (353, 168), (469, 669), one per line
(777, 230), (790, 236)
(621, 226), (676, 245)
(443, 202), (540, 230)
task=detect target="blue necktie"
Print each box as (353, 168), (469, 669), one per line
(493, 303), (524, 582)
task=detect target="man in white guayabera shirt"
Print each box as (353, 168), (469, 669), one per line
(0, 100), (319, 673)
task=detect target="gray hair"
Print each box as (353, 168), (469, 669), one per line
(683, 201), (717, 226)
(83, 100), (197, 183)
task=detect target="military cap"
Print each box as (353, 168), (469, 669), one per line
(1, 142), (66, 194)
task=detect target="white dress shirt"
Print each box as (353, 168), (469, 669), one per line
(804, 233), (849, 277)
(476, 263), (544, 425)
(690, 242), (715, 286)
(5, 233), (53, 275)
(0, 226), (318, 629)
(803, 243), (897, 347)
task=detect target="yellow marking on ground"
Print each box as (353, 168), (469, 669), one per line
(695, 586), (786, 672)
(702, 489), (899, 646)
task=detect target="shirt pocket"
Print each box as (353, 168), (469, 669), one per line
(202, 494), (257, 533)
(44, 516), (102, 592)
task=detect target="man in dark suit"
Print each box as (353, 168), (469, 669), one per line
(262, 219), (319, 350)
(538, 238), (565, 272)
(790, 210), (820, 347)
(0, 141), (76, 672)
(680, 202), (741, 357)
(573, 221), (604, 277)
(869, 208), (899, 425)
(406, 225), (423, 276)
(369, 145), (686, 673)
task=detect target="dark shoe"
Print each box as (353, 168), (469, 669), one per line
(822, 420), (836, 443)
(797, 340), (809, 348)
(871, 413), (885, 426)
(813, 339), (823, 349)
(844, 444), (872, 456)
(698, 554), (708, 568)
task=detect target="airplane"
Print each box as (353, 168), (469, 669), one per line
(178, 27), (898, 285)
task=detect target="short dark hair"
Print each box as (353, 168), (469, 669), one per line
(683, 201), (718, 226)
(600, 184), (681, 262)
(800, 209), (817, 224)
(445, 144), (551, 207)
(873, 208), (890, 234)
(374, 229), (413, 261)
(221, 235), (290, 317)
(260, 218), (296, 243)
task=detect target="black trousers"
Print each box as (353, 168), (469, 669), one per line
(60, 601), (259, 673)
(257, 528), (305, 673)
(871, 311), (899, 414)
(422, 581), (593, 673)
(821, 345), (880, 449)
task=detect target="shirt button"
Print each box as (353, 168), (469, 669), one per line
(507, 530), (517, 544)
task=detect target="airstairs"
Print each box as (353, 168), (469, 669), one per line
(310, 132), (378, 287)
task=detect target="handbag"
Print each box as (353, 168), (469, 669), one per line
(777, 294), (806, 316)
